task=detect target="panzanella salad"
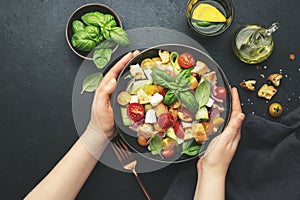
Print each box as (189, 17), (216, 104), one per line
(117, 50), (227, 158)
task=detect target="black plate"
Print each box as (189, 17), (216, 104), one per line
(111, 44), (232, 163)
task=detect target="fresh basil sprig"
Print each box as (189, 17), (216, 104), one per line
(195, 78), (211, 120)
(152, 67), (198, 111)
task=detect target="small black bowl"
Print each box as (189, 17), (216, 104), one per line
(66, 3), (122, 60)
(112, 44), (232, 163)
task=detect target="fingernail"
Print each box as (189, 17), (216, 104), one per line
(237, 113), (245, 121)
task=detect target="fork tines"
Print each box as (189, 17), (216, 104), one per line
(111, 140), (134, 164)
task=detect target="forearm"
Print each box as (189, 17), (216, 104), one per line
(25, 129), (109, 200)
(194, 170), (226, 200)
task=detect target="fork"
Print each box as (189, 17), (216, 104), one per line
(111, 140), (152, 200)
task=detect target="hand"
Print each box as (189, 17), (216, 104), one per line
(86, 50), (140, 142)
(197, 87), (245, 177)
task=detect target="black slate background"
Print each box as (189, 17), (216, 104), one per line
(1, 0), (299, 199)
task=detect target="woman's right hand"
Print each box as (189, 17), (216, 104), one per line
(197, 87), (245, 177)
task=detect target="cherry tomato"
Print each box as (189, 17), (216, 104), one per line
(137, 136), (148, 147)
(190, 75), (198, 90)
(162, 138), (176, 150)
(215, 86), (227, 100)
(117, 91), (131, 106)
(161, 149), (175, 158)
(174, 121), (185, 139)
(158, 113), (175, 129)
(269, 103), (283, 118)
(178, 52), (195, 69)
(127, 103), (145, 122)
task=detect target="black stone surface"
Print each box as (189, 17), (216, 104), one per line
(1, 0), (299, 199)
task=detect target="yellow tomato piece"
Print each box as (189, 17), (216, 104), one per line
(144, 85), (160, 95)
(141, 58), (155, 69)
(192, 3), (226, 22)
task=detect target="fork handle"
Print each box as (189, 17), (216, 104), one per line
(132, 170), (152, 200)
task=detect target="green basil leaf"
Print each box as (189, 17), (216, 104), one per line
(95, 40), (117, 49)
(84, 26), (101, 40)
(152, 67), (175, 89)
(179, 91), (199, 114)
(81, 72), (103, 94)
(149, 134), (163, 156)
(163, 90), (178, 105)
(175, 68), (193, 90)
(170, 52), (181, 71)
(182, 139), (194, 152)
(71, 30), (96, 51)
(102, 29), (111, 39)
(195, 78), (211, 107)
(81, 12), (104, 26)
(98, 14), (115, 26)
(182, 145), (201, 156)
(93, 48), (113, 69)
(167, 82), (178, 90)
(72, 20), (85, 33)
(109, 27), (130, 45)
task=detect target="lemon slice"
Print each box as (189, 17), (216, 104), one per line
(192, 3), (226, 22)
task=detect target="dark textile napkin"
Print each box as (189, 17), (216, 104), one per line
(164, 107), (300, 200)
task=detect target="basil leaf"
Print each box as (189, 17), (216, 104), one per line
(72, 20), (85, 33)
(195, 78), (211, 107)
(182, 139), (194, 152)
(163, 90), (178, 105)
(175, 68), (193, 90)
(149, 134), (163, 156)
(110, 27), (130, 45)
(152, 67), (175, 88)
(71, 30), (96, 51)
(99, 14), (115, 27)
(81, 72), (103, 94)
(95, 40), (117, 49)
(93, 48), (113, 69)
(179, 91), (199, 113)
(84, 26), (101, 40)
(167, 82), (178, 90)
(81, 12), (104, 26)
(182, 145), (201, 156)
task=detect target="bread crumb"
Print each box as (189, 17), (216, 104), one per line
(240, 80), (256, 91)
(257, 84), (277, 100)
(267, 73), (282, 87)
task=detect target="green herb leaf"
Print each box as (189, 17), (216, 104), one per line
(152, 67), (175, 88)
(72, 20), (85, 33)
(93, 48), (113, 69)
(71, 30), (96, 51)
(163, 90), (178, 105)
(194, 21), (217, 27)
(84, 26), (101, 41)
(182, 139), (194, 152)
(175, 68), (192, 90)
(81, 72), (103, 94)
(109, 27), (130, 45)
(195, 78), (211, 107)
(179, 91), (199, 113)
(182, 145), (201, 156)
(95, 40), (117, 49)
(81, 12), (104, 26)
(149, 134), (163, 156)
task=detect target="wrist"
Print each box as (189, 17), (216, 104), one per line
(79, 124), (112, 160)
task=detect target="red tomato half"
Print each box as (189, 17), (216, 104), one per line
(178, 52), (195, 69)
(127, 103), (145, 122)
(158, 113), (175, 129)
(215, 86), (227, 101)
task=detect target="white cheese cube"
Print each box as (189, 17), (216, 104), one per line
(130, 95), (138, 103)
(145, 109), (157, 123)
(206, 98), (215, 107)
(149, 93), (163, 106)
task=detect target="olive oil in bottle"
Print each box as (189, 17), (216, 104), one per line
(232, 22), (279, 64)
